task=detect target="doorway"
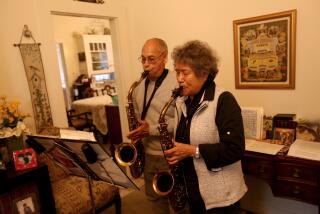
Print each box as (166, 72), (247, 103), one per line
(51, 13), (117, 108)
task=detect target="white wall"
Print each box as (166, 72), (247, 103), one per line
(123, 0), (320, 121)
(0, 1), (43, 132)
(1, 0), (319, 213)
(0, 0), (131, 132)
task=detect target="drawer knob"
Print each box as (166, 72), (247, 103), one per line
(292, 186), (301, 195)
(292, 168), (300, 178)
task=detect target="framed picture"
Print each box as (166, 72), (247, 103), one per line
(0, 163), (55, 214)
(233, 10), (297, 89)
(1, 180), (40, 214)
(75, 0), (104, 4)
(263, 115), (273, 139)
(0, 159), (6, 170)
(273, 127), (295, 146)
(12, 148), (38, 171)
(13, 193), (39, 214)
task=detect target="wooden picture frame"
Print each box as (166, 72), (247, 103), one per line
(1, 180), (40, 214)
(233, 10), (297, 89)
(263, 115), (273, 139)
(273, 127), (295, 146)
(75, 0), (104, 4)
(13, 193), (39, 214)
(0, 164), (56, 214)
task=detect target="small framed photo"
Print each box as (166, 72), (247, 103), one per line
(13, 193), (39, 214)
(263, 115), (273, 139)
(13, 148), (38, 171)
(273, 127), (295, 146)
(0, 159), (6, 170)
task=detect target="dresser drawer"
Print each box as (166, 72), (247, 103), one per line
(275, 162), (318, 183)
(242, 157), (273, 180)
(273, 179), (319, 204)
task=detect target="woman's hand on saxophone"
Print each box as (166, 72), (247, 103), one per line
(164, 141), (197, 165)
(126, 120), (150, 141)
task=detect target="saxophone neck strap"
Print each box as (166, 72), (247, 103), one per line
(141, 69), (168, 120)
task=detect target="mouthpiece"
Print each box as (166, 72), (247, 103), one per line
(172, 86), (182, 98)
(142, 70), (149, 78)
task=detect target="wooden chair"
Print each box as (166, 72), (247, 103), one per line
(66, 109), (94, 131)
(102, 85), (116, 96)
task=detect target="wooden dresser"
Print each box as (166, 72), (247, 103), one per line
(243, 151), (320, 212)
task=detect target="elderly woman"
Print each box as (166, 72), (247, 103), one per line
(164, 40), (247, 214)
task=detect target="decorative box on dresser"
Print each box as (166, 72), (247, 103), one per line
(242, 151), (320, 213)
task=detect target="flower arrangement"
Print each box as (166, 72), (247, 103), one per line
(0, 96), (30, 138)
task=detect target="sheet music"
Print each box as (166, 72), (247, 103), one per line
(60, 129), (96, 142)
(287, 139), (320, 161)
(245, 138), (284, 155)
(241, 107), (264, 140)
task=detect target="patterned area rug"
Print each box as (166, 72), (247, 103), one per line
(100, 186), (256, 214)
(101, 185), (153, 214)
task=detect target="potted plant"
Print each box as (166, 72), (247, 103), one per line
(0, 96), (30, 163)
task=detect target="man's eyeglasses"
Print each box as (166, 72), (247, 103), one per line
(138, 52), (164, 64)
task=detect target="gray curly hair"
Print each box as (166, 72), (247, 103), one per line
(171, 40), (219, 78)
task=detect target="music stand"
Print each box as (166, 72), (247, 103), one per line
(26, 133), (139, 190)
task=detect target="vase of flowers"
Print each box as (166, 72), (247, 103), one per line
(0, 96), (30, 163)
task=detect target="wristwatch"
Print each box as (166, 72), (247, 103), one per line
(194, 145), (200, 159)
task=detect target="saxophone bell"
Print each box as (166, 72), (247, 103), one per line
(114, 142), (137, 166)
(152, 170), (174, 196)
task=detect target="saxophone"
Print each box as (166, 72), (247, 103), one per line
(152, 86), (188, 212)
(115, 70), (149, 178)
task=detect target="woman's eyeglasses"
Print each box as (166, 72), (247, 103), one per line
(138, 52), (164, 64)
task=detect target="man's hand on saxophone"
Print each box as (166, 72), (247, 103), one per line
(164, 141), (197, 165)
(126, 120), (150, 141)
